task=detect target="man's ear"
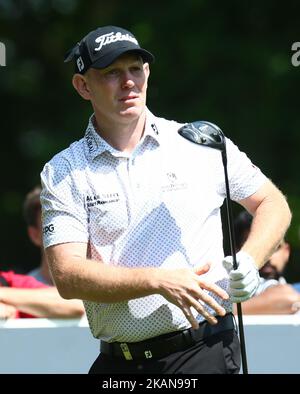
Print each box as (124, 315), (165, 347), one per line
(72, 73), (91, 100)
(283, 241), (291, 257)
(27, 226), (42, 248)
(144, 62), (150, 78)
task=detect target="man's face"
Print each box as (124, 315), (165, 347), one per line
(259, 241), (290, 280)
(28, 209), (43, 248)
(84, 53), (150, 125)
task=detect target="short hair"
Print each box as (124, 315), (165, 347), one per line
(23, 186), (42, 227)
(233, 210), (253, 251)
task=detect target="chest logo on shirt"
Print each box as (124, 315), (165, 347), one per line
(161, 172), (188, 192)
(86, 193), (120, 208)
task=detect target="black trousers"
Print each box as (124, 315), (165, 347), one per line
(89, 330), (241, 374)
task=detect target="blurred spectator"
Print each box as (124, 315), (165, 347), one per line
(0, 270), (84, 319)
(0, 186), (85, 319)
(24, 185), (53, 285)
(233, 210), (300, 314)
(293, 282), (300, 292)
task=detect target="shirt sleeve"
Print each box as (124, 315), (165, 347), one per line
(219, 137), (268, 201)
(40, 156), (89, 249)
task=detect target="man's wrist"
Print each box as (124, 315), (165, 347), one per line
(238, 250), (258, 270)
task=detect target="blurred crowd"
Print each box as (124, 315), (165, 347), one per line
(233, 210), (300, 315)
(0, 186), (85, 319)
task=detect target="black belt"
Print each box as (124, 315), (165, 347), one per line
(100, 313), (235, 361)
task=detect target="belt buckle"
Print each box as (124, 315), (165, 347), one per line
(120, 343), (133, 360)
(144, 350), (153, 359)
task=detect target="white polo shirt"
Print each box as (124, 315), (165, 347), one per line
(41, 109), (267, 342)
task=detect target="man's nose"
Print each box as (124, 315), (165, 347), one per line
(121, 72), (135, 88)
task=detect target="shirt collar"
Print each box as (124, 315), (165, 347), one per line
(84, 109), (161, 160)
(142, 108), (161, 144)
(84, 115), (115, 160)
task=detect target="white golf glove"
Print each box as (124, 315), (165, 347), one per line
(222, 251), (260, 303)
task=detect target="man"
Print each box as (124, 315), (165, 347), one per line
(24, 185), (54, 285)
(233, 210), (300, 314)
(0, 186), (85, 320)
(40, 25), (291, 374)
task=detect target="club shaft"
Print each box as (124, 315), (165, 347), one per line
(222, 151), (249, 375)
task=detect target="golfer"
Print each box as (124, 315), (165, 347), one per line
(40, 25), (291, 374)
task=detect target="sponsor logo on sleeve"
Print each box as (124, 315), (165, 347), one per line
(43, 224), (55, 235)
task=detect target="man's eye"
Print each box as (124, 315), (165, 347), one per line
(131, 66), (142, 72)
(106, 69), (119, 77)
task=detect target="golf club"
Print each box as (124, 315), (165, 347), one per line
(178, 120), (248, 374)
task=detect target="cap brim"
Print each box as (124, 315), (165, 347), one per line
(90, 48), (154, 70)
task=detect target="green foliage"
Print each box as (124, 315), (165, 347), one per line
(1, 0), (300, 278)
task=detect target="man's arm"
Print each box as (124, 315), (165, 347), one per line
(233, 284), (300, 314)
(238, 179), (292, 269)
(46, 243), (228, 328)
(0, 287), (84, 318)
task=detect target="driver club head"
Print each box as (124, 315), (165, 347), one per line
(178, 121), (225, 151)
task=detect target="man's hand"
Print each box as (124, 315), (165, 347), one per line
(223, 251), (260, 303)
(0, 302), (18, 319)
(156, 264), (229, 329)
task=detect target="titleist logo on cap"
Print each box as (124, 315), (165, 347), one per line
(64, 25), (154, 74)
(95, 32), (139, 52)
